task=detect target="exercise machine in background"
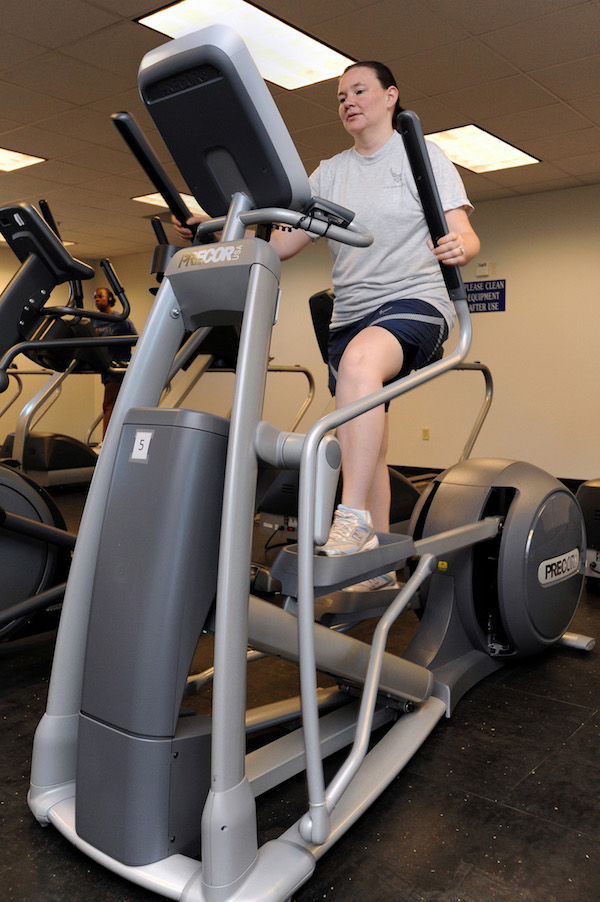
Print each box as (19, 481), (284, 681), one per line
(0, 462), (75, 641)
(575, 479), (600, 584)
(26, 25), (590, 902)
(0, 204), (137, 485)
(0, 202), (133, 636)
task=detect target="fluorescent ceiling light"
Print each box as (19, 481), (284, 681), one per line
(138, 0), (354, 89)
(133, 192), (207, 218)
(0, 147), (45, 172)
(426, 125), (539, 173)
(0, 234), (72, 245)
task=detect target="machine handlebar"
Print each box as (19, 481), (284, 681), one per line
(396, 110), (466, 302)
(111, 111), (199, 239)
(194, 206), (373, 249)
(113, 109), (371, 249)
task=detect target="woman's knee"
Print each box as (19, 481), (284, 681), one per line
(339, 328), (404, 387)
(338, 340), (371, 385)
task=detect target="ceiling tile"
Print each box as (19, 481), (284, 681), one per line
(422, 0), (586, 36)
(479, 103), (591, 144)
(0, 117), (26, 134)
(31, 159), (99, 187)
(482, 160), (574, 188)
(554, 151), (600, 176)
(434, 75), (559, 122)
(87, 0), (160, 15)
(408, 99), (471, 134)
(0, 125), (93, 160)
(0, 32), (47, 70)
(519, 127), (600, 162)
(1, 52), (132, 105)
(478, 4), (600, 71)
(294, 78), (341, 109)
(61, 20), (167, 81)
(570, 95), (600, 128)
(246, 0), (382, 27)
(314, 0), (468, 61)
(395, 39), (518, 95)
(0, 81), (73, 124)
(530, 55), (600, 101)
(39, 107), (120, 145)
(57, 144), (141, 176)
(508, 175), (585, 196)
(274, 93), (339, 131)
(0, 170), (72, 204)
(83, 172), (162, 198)
(293, 121), (352, 158)
(2, 0), (119, 49)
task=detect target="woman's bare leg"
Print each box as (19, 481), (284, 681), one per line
(335, 326), (404, 530)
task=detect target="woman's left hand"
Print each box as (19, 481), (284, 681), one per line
(427, 231), (466, 264)
(427, 207), (480, 266)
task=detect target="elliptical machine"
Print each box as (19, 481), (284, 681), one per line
(0, 203), (134, 638)
(27, 25), (588, 902)
(0, 204), (137, 486)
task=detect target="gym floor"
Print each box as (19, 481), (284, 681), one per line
(2, 489), (600, 902)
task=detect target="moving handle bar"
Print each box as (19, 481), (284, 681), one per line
(111, 110), (372, 248)
(114, 116), (460, 264)
(111, 111), (203, 241)
(396, 110), (467, 304)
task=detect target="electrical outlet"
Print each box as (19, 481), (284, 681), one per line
(422, 427), (430, 441)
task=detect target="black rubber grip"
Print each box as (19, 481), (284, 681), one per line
(111, 111), (196, 236)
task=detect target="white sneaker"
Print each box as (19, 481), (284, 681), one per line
(343, 571), (399, 592)
(317, 505), (379, 556)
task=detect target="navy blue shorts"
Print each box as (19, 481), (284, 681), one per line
(327, 298), (449, 398)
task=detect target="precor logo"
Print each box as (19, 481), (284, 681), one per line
(537, 548), (580, 585)
(178, 245), (243, 267)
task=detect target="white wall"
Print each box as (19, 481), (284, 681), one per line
(395, 183), (600, 479)
(2, 182), (598, 479)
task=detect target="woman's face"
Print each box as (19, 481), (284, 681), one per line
(94, 289), (112, 313)
(337, 66), (396, 137)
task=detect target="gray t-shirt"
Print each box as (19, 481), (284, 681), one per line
(308, 131), (472, 330)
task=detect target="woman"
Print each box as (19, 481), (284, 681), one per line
(175, 61), (479, 585)
(93, 287), (136, 437)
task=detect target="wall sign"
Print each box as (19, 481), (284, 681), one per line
(464, 279), (506, 313)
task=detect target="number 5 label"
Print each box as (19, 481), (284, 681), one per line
(130, 430), (154, 462)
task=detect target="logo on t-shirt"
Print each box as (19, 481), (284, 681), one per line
(384, 167), (403, 190)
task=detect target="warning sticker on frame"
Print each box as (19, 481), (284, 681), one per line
(465, 279), (506, 313)
(130, 430), (154, 462)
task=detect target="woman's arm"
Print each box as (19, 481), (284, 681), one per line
(269, 226), (313, 260)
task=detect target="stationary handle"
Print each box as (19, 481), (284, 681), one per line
(99, 258), (131, 321)
(151, 215), (169, 245)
